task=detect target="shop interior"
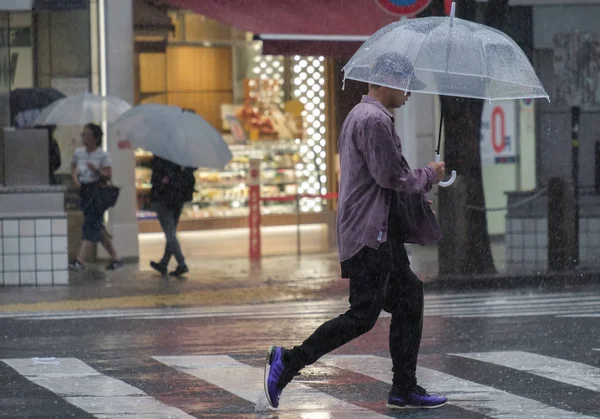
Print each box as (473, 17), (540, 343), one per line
(133, 10), (338, 259)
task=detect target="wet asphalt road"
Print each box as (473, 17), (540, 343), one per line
(0, 286), (599, 419)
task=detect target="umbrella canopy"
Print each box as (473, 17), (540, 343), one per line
(10, 88), (65, 128)
(34, 93), (132, 126)
(342, 3), (548, 188)
(342, 15), (549, 101)
(110, 104), (233, 170)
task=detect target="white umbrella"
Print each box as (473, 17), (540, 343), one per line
(342, 5), (548, 101)
(34, 93), (132, 125)
(342, 2), (549, 187)
(110, 104), (233, 169)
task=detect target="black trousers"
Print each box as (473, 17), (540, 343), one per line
(152, 201), (185, 266)
(285, 236), (424, 393)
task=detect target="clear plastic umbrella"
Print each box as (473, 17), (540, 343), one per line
(343, 2), (549, 187)
(110, 104), (233, 170)
(34, 93), (132, 125)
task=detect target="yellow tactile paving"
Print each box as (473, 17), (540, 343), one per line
(0, 285), (320, 314)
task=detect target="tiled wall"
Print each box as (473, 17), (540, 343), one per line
(1, 218), (69, 286)
(505, 217), (600, 271)
(579, 218), (600, 265)
(505, 217), (548, 271)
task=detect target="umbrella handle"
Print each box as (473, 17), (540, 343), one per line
(435, 154), (457, 188)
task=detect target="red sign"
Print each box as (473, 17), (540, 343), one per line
(248, 159), (261, 262)
(249, 185), (261, 262)
(117, 140), (132, 150)
(491, 106), (506, 153)
(375, 0), (431, 17)
(444, 0), (453, 15)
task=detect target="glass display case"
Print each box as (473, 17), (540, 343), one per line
(134, 138), (311, 223)
(134, 51), (332, 232)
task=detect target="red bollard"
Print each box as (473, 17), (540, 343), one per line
(248, 159), (261, 263)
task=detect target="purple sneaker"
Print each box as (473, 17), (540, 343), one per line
(387, 385), (447, 409)
(264, 346), (297, 408)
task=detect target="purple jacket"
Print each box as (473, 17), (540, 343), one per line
(336, 95), (439, 262)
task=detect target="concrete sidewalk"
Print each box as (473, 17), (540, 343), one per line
(1, 239), (599, 314)
(0, 252), (345, 313)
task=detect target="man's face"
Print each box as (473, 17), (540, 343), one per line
(390, 88), (411, 108)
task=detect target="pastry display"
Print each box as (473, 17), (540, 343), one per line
(134, 141), (309, 221)
(134, 73), (318, 224)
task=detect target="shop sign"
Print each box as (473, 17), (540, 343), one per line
(248, 159), (261, 261)
(375, 0), (431, 17)
(480, 100), (517, 166)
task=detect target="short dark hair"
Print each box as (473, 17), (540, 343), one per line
(85, 123), (103, 147)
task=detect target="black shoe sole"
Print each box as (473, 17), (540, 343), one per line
(387, 401), (447, 410)
(169, 269), (188, 277)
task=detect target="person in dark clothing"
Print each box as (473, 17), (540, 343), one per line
(36, 125), (62, 184)
(149, 156), (196, 277)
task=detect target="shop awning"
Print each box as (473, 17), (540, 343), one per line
(167, 0), (407, 57)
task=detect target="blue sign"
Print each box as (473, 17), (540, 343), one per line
(375, 0), (432, 16)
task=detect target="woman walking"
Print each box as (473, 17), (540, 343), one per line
(69, 123), (124, 271)
(149, 155), (196, 277)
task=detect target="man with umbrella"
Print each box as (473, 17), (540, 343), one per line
(264, 52), (447, 410)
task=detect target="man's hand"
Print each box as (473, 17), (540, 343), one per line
(427, 199), (436, 214)
(427, 161), (445, 182)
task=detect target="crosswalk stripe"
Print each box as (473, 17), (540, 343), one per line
(153, 355), (390, 418)
(558, 314), (600, 318)
(320, 355), (596, 419)
(1, 357), (194, 418)
(451, 352), (600, 392)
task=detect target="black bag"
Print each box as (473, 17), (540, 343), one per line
(394, 192), (442, 245)
(83, 180), (120, 213)
(97, 183), (120, 212)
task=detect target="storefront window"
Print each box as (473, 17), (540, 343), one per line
(0, 12), (10, 128)
(0, 11), (33, 127)
(135, 11), (330, 229)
